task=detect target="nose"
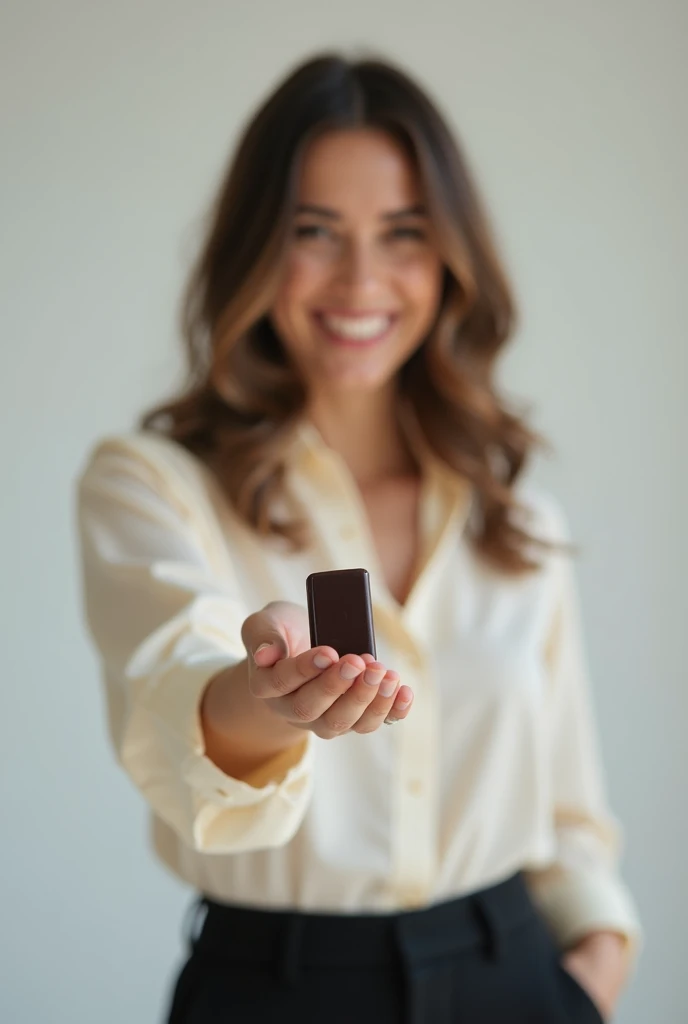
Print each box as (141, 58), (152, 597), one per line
(335, 238), (383, 298)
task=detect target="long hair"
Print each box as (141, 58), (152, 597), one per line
(141, 53), (554, 574)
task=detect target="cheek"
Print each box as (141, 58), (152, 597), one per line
(275, 252), (330, 317)
(401, 262), (443, 324)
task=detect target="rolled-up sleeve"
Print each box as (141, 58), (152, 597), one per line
(525, 504), (642, 958)
(75, 436), (314, 855)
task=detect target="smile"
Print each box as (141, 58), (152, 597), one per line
(315, 312), (397, 346)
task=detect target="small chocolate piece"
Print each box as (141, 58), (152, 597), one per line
(306, 568), (376, 658)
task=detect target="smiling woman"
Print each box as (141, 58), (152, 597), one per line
(76, 51), (640, 1024)
(271, 129), (444, 394)
(140, 54), (543, 574)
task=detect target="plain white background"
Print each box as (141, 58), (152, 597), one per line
(1, 1), (685, 1021)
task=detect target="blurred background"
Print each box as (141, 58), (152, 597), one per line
(1, 1), (685, 1021)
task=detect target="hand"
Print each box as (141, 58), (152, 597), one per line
(243, 600), (414, 738)
(561, 931), (629, 1021)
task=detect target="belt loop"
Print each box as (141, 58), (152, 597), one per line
(471, 895), (505, 962)
(277, 912), (305, 987)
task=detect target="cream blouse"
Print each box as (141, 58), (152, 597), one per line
(75, 417), (640, 953)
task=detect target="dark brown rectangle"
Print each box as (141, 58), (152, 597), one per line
(306, 568), (376, 659)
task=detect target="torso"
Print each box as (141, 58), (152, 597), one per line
(359, 473), (422, 606)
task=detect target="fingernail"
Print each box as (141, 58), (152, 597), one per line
(384, 716), (398, 725)
(314, 653), (333, 670)
(340, 662), (359, 680)
(254, 643), (272, 656)
(364, 666), (384, 686)
(379, 678), (397, 697)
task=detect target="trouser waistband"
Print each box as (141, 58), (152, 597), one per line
(187, 872), (536, 982)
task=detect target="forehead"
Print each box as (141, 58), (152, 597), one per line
(296, 128), (422, 214)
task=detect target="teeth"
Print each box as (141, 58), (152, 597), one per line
(322, 314), (392, 340)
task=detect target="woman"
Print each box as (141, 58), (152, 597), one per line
(76, 54), (640, 1023)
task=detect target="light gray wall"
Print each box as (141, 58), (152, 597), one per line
(1, 1), (685, 1021)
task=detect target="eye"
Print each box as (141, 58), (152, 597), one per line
(388, 225), (427, 242)
(294, 223), (332, 240)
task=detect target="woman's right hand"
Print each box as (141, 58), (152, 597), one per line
(243, 600), (413, 738)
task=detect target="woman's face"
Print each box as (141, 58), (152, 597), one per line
(270, 128), (444, 395)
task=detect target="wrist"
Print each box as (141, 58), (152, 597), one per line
(201, 661), (302, 778)
(563, 930), (630, 1021)
(571, 930), (627, 958)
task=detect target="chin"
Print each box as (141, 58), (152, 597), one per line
(315, 359), (398, 393)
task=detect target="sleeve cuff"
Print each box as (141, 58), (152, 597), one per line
(182, 733), (315, 853)
(526, 866), (642, 962)
(122, 641), (315, 855)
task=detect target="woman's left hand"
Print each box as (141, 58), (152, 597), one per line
(561, 930), (629, 1021)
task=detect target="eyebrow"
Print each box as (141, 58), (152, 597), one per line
(295, 203), (428, 221)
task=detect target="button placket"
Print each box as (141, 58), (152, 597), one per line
(389, 653), (439, 908)
(292, 427), (443, 908)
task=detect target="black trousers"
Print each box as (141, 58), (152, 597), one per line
(165, 873), (603, 1024)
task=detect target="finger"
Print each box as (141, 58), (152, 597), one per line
(350, 671), (400, 733)
(272, 655), (368, 725)
(252, 644), (340, 699)
(315, 661), (388, 737)
(383, 684), (414, 725)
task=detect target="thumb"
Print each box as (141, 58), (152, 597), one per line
(252, 638), (287, 668)
(242, 610), (290, 667)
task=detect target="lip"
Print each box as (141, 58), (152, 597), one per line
(313, 311), (399, 348)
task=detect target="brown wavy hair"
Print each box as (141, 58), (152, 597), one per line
(141, 53), (555, 574)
